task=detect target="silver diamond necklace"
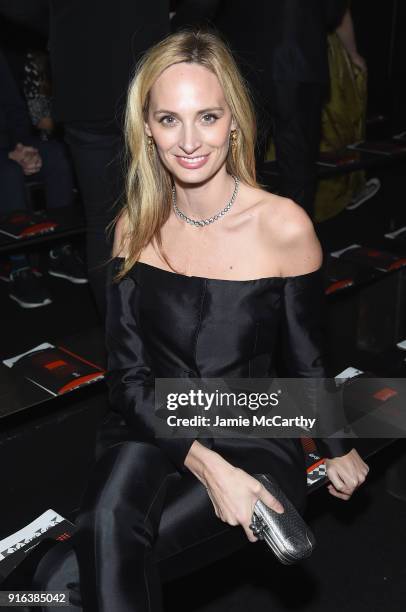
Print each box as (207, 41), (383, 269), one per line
(172, 175), (240, 227)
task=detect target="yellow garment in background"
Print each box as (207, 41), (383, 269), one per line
(315, 32), (367, 222)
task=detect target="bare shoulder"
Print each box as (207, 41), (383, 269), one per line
(112, 210), (130, 258)
(258, 194), (322, 277)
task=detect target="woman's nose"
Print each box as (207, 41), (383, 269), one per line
(178, 124), (201, 154)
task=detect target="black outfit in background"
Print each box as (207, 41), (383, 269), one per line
(0, 49), (33, 150)
(170, 0), (219, 30)
(0, 48), (33, 209)
(215, 0), (347, 217)
(48, 0), (170, 318)
(62, 126), (123, 312)
(60, 259), (351, 610)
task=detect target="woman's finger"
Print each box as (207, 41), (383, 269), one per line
(327, 468), (348, 492)
(327, 483), (351, 499)
(328, 468), (362, 496)
(244, 523), (259, 543)
(327, 484), (351, 500)
(340, 469), (366, 492)
(259, 487), (284, 514)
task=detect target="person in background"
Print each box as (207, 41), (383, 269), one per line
(0, 49), (85, 309)
(0, 1), (223, 318)
(311, 4), (376, 222)
(46, 0), (171, 320)
(215, 0), (348, 219)
(335, 5), (380, 212)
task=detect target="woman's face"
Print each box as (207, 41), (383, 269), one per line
(145, 62), (236, 184)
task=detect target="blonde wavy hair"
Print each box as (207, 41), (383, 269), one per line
(116, 29), (258, 279)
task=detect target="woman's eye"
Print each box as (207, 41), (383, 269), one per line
(160, 115), (177, 126)
(201, 114), (217, 124)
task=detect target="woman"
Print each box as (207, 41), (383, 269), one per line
(73, 30), (369, 610)
(314, 4), (374, 221)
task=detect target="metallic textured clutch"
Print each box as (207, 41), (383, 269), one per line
(250, 474), (316, 564)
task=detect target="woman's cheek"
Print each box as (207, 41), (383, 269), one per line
(209, 126), (232, 149)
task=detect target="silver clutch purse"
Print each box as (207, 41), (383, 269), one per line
(250, 474), (316, 564)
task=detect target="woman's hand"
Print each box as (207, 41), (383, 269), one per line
(205, 463), (284, 542)
(184, 441), (283, 542)
(325, 448), (369, 500)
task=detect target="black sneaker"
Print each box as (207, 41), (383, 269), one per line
(9, 267), (52, 308)
(48, 245), (88, 284)
(346, 178), (381, 210)
(0, 261), (11, 282)
(0, 261), (42, 282)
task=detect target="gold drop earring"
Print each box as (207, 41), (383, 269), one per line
(230, 130), (238, 150)
(147, 136), (155, 156)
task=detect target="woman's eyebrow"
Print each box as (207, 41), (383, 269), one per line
(153, 107), (225, 117)
(198, 107), (225, 114)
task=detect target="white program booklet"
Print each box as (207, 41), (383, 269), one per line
(0, 509), (66, 561)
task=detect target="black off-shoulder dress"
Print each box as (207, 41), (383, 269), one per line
(71, 258), (351, 611)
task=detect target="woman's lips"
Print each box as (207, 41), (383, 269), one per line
(175, 154), (210, 169)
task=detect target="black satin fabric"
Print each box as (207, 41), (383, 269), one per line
(73, 259), (351, 611)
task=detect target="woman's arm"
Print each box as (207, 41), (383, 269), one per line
(276, 201), (369, 499)
(106, 259), (196, 470)
(108, 217), (213, 470)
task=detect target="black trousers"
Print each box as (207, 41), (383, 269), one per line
(70, 434), (307, 611)
(254, 80), (324, 218)
(72, 442), (240, 610)
(64, 126), (124, 320)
